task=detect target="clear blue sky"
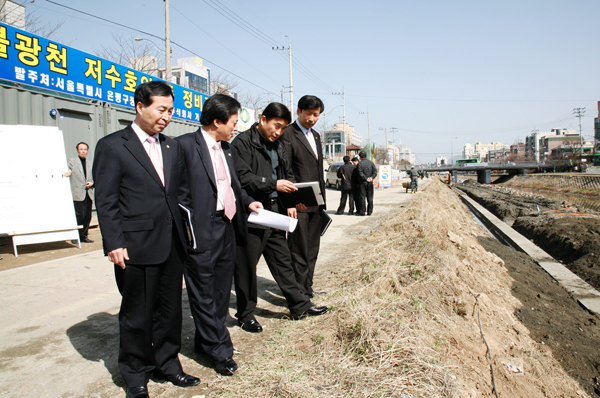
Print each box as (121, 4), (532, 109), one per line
(27, 0), (600, 163)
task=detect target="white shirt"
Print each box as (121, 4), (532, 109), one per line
(131, 122), (163, 170)
(296, 121), (318, 158)
(201, 128), (235, 211)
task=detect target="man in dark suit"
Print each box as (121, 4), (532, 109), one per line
(93, 81), (200, 398)
(356, 150), (378, 216)
(280, 95), (326, 298)
(176, 94), (262, 376)
(231, 102), (327, 333)
(63, 142), (94, 243)
(336, 155), (356, 215)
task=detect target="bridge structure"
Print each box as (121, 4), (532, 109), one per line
(416, 163), (555, 184)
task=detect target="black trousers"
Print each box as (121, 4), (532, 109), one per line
(234, 222), (313, 322)
(114, 235), (184, 387)
(358, 182), (374, 215)
(336, 189), (354, 214)
(184, 217), (235, 363)
(74, 195), (92, 238)
(288, 210), (322, 296)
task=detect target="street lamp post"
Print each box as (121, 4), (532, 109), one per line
(359, 109), (371, 160)
(164, 0), (172, 81)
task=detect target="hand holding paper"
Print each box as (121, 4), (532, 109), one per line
(248, 209), (298, 232)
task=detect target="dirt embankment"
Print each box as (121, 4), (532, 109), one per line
(457, 179), (600, 291)
(219, 179), (599, 397)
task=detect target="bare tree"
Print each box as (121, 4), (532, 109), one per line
(210, 72), (240, 96)
(95, 34), (164, 77)
(1, 0), (65, 39)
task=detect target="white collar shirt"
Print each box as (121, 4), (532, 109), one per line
(297, 121), (318, 158)
(131, 122), (163, 168)
(201, 128), (235, 211)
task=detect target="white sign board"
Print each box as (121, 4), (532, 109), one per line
(0, 125), (79, 255)
(238, 107), (256, 132)
(378, 165), (391, 188)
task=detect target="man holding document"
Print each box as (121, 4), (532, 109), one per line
(280, 95), (327, 298)
(232, 102), (327, 333)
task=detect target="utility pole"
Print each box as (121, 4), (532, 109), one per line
(531, 127), (539, 162)
(332, 87), (346, 161)
(389, 127), (398, 166)
(272, 36), (293, 114)
(359, 109), (371, 160)
(574, 107), (586, 158)
(379, 126), (387, 164)
(164, 0), (171, 81)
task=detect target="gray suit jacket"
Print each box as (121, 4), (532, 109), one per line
(67, 157), (94, 201)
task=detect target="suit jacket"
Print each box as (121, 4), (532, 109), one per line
(280, 121), (326, 212)
(357, 158), (378, 182)
(92, 125), (188, 264)
(337, 162), (355, 191)
(231, 123), (295, 218)
(67, 156), (94, 201)
(176, 129), (254, 252)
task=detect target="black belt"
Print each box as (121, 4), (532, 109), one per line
(270, 198), (278, 204)
(215, 210), (226, 218)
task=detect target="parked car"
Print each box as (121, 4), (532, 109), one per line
(325, 161), (344, 190)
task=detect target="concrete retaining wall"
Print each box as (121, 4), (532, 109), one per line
(503, 174), (600, 193)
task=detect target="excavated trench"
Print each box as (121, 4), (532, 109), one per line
(457, 179), (600, 291)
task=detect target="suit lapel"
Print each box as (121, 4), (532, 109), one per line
(122, 126), (165, 190)
(294, 122), (318, 161)
(194, 130), (217, 189)
(160, 134), (172, 189)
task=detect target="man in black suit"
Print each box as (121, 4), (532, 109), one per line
(231, 102), (327, 333)
(336, 155), (356, 215)
(176, 94), (262, 376)
(280, 95), (326, 298)
(356, 150), (378, 216)
(93, 81), (200, 398)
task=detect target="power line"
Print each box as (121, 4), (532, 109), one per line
(169, 4), (281, 87)
(42, 0), (278, 96)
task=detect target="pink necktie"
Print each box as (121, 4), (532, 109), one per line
(213, 143), (236, 220)
(147, 135), (164, 186)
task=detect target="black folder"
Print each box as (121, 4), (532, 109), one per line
(320, 210), (332, 236)
(279, 182), (324, 209)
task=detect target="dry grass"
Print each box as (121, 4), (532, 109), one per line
(217, 179), (589, 397)
(217, 180), (467, 397)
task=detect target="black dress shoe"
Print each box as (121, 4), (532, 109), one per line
(239, 319), (263, 333)
(355, 213), (365, 216)
(81, 237), (94, 243)
(215, 357), (237, 376)
(292, 305), (328, 320)
(126, 386), (148, 398)
(154, 371), (200, 387)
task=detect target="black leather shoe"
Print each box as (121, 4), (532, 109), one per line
(292, 305), (328, 320)
(166, 372), (200, 387)
(81, 237), (94, 243)
(126, 386), (148, 398)
(355, 213), (365, 216)
(239, 319), (263, 333)
(215, 357), (237, 376)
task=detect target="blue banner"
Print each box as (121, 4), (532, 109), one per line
(0, 22), (208, 122)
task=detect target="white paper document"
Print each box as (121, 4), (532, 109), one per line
(247, 209), (298, 233)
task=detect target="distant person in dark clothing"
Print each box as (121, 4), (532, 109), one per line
(409, 166), (419, 193)
(336, 155), (356, 215)
(356, 151), (377, 216)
